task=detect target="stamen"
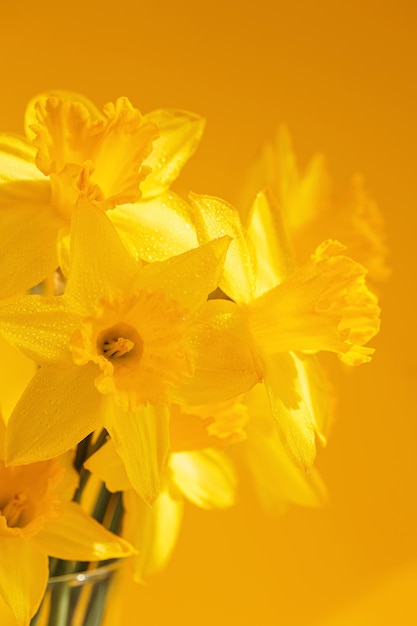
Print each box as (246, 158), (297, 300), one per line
(102, 337), (134, 359)
(1, 492), (28, 528)
(97, 323), (143, 364)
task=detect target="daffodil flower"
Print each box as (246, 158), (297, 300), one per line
(0, 417), (133, 626)
(189, 191), (380, 468)
(0, 90), (205, 298)
(0, 200), (260, 503)
(239, 125), (390, 282)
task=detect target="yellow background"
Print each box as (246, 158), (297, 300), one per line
(2, 1), (416, 624)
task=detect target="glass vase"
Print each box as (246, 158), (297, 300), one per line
(30, 561), (119, 626)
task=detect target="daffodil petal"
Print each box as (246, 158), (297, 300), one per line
(237, 134), (272, 217)
(263, 352), (316, 469)
(6, 364), (101, 466)
(0, 416), (5, 458)
(138, 236), (231, 317)
(170, 448), (237, 509)
(169, 406), (219, 451)
(250, 125), (330, 232)
(55, 451), (80, 502)
(24, 90), (103, 140)
(0, 596), (19, 626)
(0, 295), (79, 365)
(0, 136), (64, 297)
(141, 109), (205, 198)
(33, 501), (133, 561)
(123, 483), (184, 582)
(84, 440), (131, 493)
(109, 192), (198, 263)
(247, 189), (296, 294)
(0, 537), (48, 626)
(190, 192), (257, 304)
(243, 383), (328, 512)
(0, 133), (40, 182)
(239, 125), (301, 214)
(174, 299), (260, 405)
(65, 199), (138, 314)
(103, 399), (170, 504)
(285, 152), (330, 234)
(0, 336), (36, 422)
(0, 204), (63, 299)
(292, 353), (334, 445)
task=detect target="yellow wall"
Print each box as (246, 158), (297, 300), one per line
(2, 1), (416, 623)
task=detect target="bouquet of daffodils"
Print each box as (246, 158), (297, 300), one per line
(0, 91), (385, 625)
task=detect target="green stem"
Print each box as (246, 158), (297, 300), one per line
(92, 484), (112, 524)
(73, 430), (109, 503)
(83, 574), (113, 626)
(48, 585), (72, 626)
(73, 434), (92, 472)
(47, 560), (76, 626)
(108, 492), (124, 535)
(72, 467), (91, 504)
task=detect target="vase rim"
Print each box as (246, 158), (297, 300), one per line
(48, 560), (120, 588)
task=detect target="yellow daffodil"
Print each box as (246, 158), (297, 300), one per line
(0, 90), (205, 298)
(239, 125), (390, 282)
(0, 200), (259, 503)
(0, 416), (133, 626)
(189, 191), (380, 468)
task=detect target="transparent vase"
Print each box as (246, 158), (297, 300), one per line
(30, 561), (119, 626)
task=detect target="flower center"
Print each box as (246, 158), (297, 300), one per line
(97, 323), (143, 365)
(1, 492), (28, 528)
